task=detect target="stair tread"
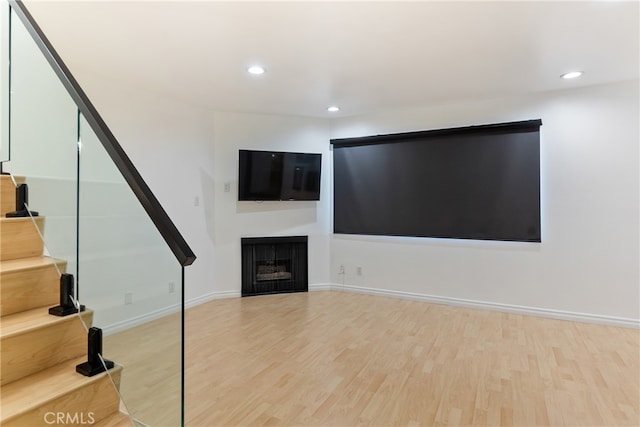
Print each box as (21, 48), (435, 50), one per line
(1, 306), (93, 339)
(0, 175), (24, 181)
(0, 216), (45, 223)
(92, 411), (134, 427)
(0, 356), (123, 422)
(0, 256), (65, 274)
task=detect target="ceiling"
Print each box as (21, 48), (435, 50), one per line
(24, 0), (640, 118)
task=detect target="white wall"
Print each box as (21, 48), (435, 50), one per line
(210, 111), (332, 296)
(75, 78), (217, 313)
(4, 15), (192, 330)
(84, 101), (333, 304)
(6, 9), (334, 326)
(8, 0), (637, 326)
(14, 50), (638, 327)
(330, 80), (640, 323)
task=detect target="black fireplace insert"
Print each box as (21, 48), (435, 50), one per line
(241, 236), (308, 296)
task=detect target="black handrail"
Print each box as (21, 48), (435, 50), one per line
(9, 0), (196, 266)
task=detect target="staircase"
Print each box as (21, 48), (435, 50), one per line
(0, 175), (131, 426)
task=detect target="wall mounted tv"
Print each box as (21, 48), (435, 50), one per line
(238, 149), (322, 201)
(332, 119), (542, 242)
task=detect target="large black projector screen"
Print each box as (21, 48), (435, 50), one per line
(331, 120), (542, 242)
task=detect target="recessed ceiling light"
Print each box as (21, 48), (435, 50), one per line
(248, 66), (265, 75)
(561, 71), (583, 79)
(327, 106), (340, 112)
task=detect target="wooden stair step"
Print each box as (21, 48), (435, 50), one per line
(0, 175), (25, 216)
(0, 356), (123, 427)
(0, 256), (67, 316)
(1, 307), (93, 385)
(0, 216), (45, 261)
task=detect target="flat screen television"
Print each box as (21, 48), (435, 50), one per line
(238, 149), (322, 201)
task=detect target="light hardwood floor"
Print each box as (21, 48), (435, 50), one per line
(105, 291), (639, 427)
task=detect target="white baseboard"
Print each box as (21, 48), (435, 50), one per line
(103, 304), (181, 335)
(329, 283), (640, 329)
(103, 291), (241, 335)
(185, 290), (241, 309)
(309, 283), (333, 291)
(104, 284), (639, 334)
(187, 286), (333, 303)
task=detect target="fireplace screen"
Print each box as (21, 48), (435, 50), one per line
(241, 236), (308, 296)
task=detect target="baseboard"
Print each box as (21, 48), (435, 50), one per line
(103, 285), (639, 333)
(329, 283), (640, 329)
(185, 290), (241, 309)
(103, 291), (241, 335)
(103, 304), (181, 335)
(309, 283), (333, 291)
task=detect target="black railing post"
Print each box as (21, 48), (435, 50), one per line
(49, 273), (85, 316)
(5, 183), (38, 217)
(76, 327), (114, 377)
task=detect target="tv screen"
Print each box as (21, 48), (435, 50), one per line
(238, 149), (322, 201)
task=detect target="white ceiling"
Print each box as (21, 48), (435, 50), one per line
(25, 1), (640, 118)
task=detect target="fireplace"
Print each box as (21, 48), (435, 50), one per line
(241, 236), (308, 297)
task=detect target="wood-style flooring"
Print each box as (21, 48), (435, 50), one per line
(105, 291), (640, 427)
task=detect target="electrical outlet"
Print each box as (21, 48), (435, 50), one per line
(224, 182), (231, 193)
(193, 196), (200, 207)
(124, 292), (133, 305)
(339, 264), (345, 275)
(356, 266), (363, 276)
(169, 282), (175, 293)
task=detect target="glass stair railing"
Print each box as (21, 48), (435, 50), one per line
(0, 0), (7, 164)
(0, 1), (195, 426)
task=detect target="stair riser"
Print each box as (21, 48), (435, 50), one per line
(2, 369), (122, 427)
(1, 312), (93, 385)
(1, 261), (66, 316)
(0, 217), (45, 261)
(0, 176), (25, 216)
